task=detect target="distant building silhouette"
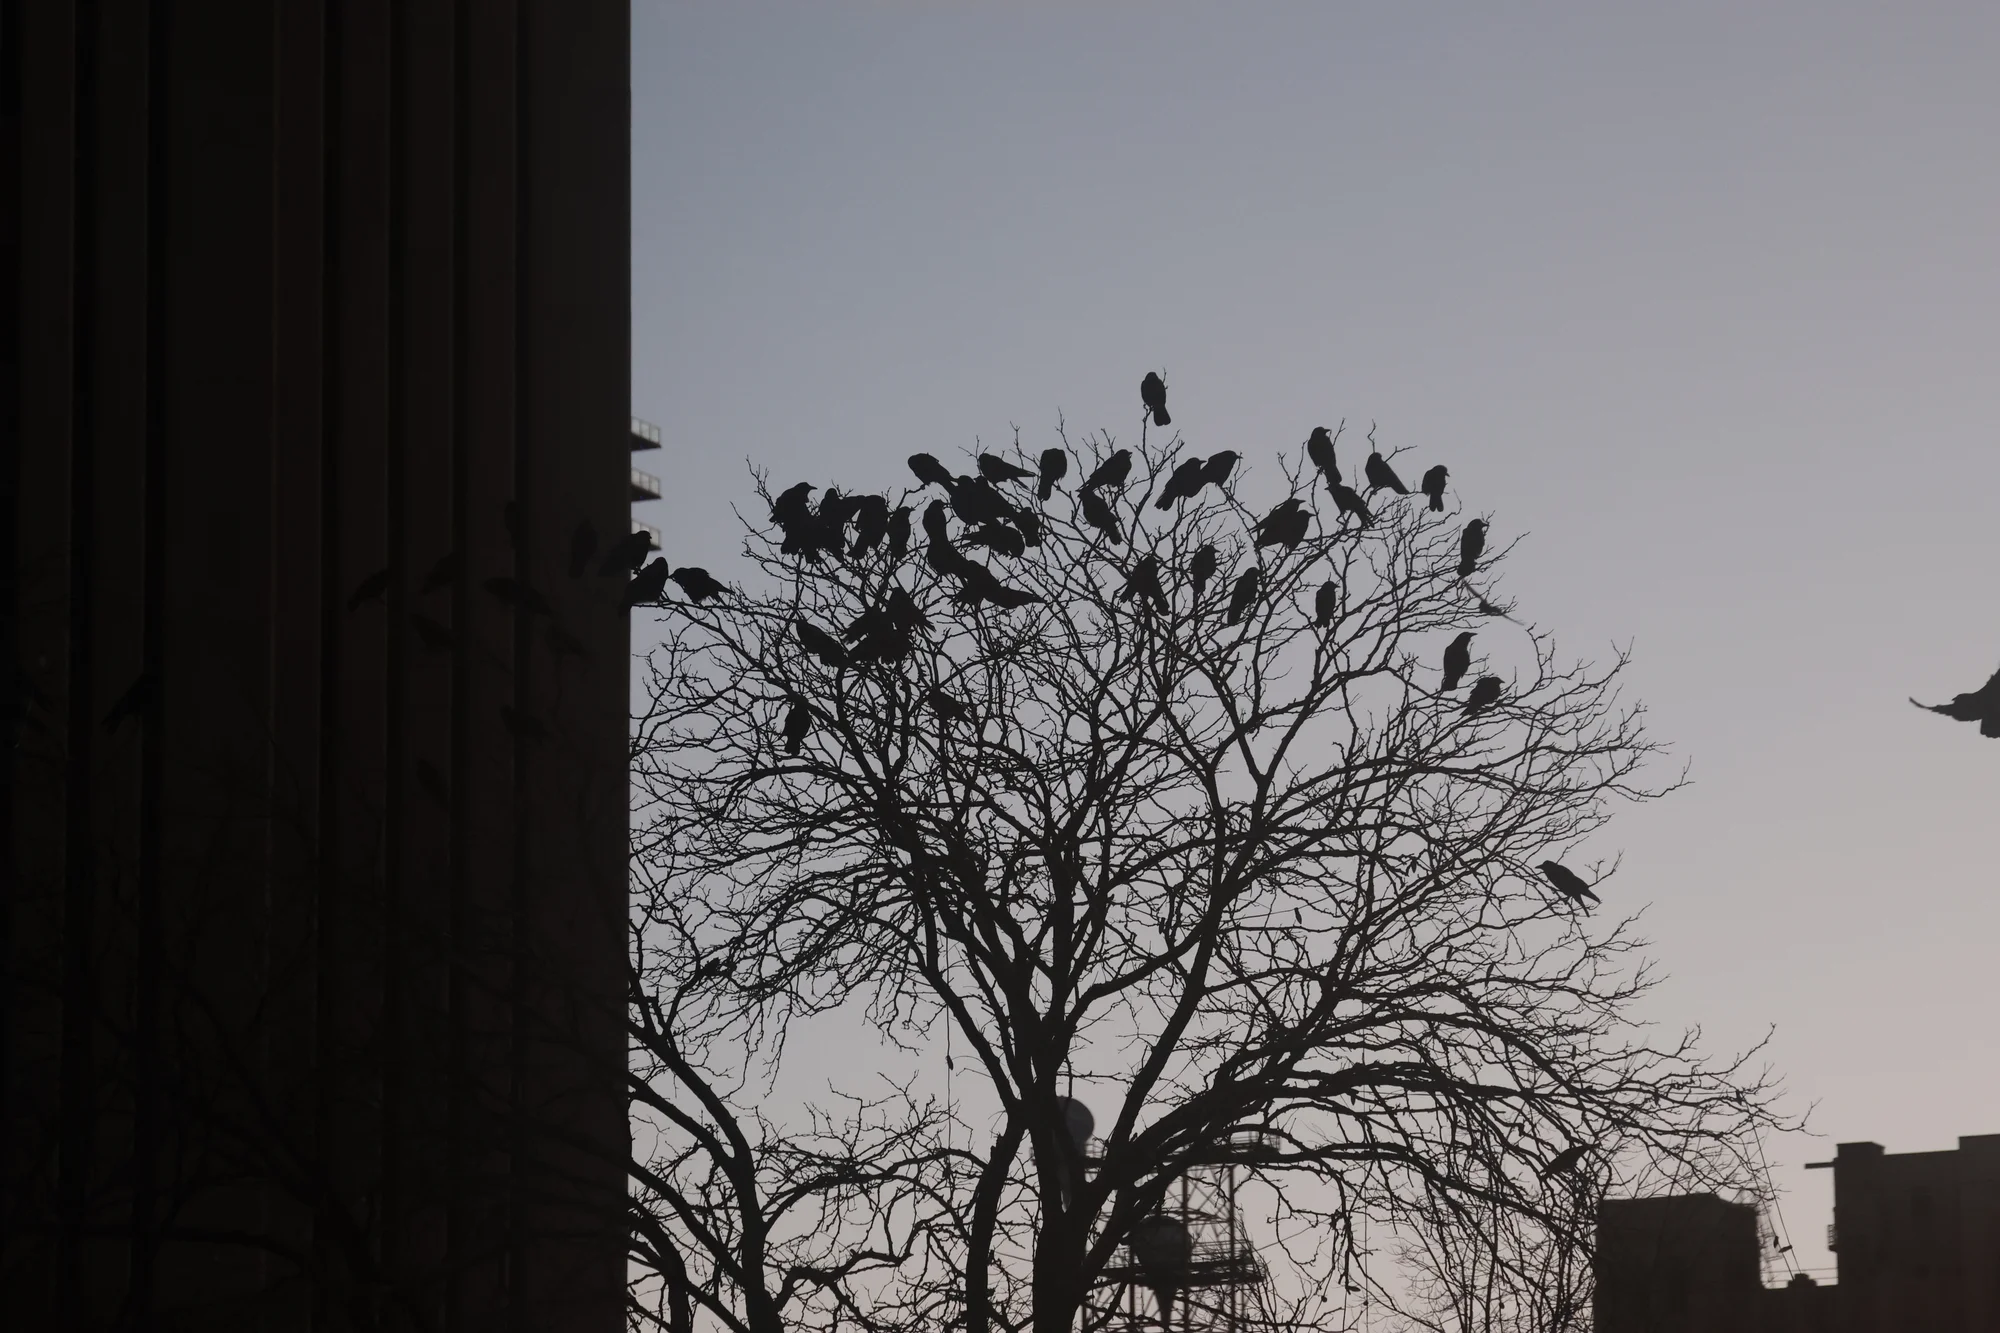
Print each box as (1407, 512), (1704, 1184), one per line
(1597, 1133), (2000, 1333)
(4, 3), (630, 1327)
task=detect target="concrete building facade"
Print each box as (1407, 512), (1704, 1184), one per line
(4, 3), (631, 1327)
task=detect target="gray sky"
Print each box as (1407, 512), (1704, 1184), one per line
(634, 1), (2000, 1281)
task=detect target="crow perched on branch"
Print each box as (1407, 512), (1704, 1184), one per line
(1463, 675), (1503, 715)
(908, 453), (956, 491)
(1364, 452), (1410, 496)
(669, 567), (727, 604)
(598, 531), (650, 577)
(1541, 1144), (1593, 1180)
(1081, 450), (1132, 491)
(796, 621), (849, 668)
(624, 559), (670, 611)
(1038, 447), (1068, 501)
(1140, 371), (1170, 427)
(1155, 458), (1208, 510)
(771, 481), (815, 530)
(1910, 664), (2000, 739)
(1538, 861), (1601, 907)
(887, 506), (912, 559)
(1314, 580), (1339, 627)
(1459, 520), (1487, 578)
(1255, 498), (1309, 550)
(951, 477), (1017, 528)
(1226, 569), (1261, 625)
(782, 697), (811, 756)
(1121, 555), (1167, 612)
(1441, 631), (1474, 691)
(1331, 484), (1374, 529)
(850, 494), (890, 556)
(964, 523), (1026, 559)
(1421, 465), (1449, 512)
(1080, 490), (1122, 543)
(1202, 450), (1239, 487)
(1305, 427), (1340, 490)
(1189, 544), (1219, 600)
(978, 453), (1035, 484)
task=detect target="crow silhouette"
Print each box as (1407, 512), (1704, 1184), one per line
(1910, 664), (2000, 738)
(887, 506), (913, 559)
(347, 568), (393, 612)
(1331, 484), (1374, 529)
(978, 453), (1035, 484)
(1463, 675), (1502, 715)
(1015, 509), (1043, 546)
(1541, 1144), (1592, 1180)
(771, 481), (815, 530)
(927, 687), (970, 723)
(1442, 631), (1474, 691)
(1305, 427), (1340, 489)
(1538, 861), (1601, 907)
(796, 621), (849, 668)
(886, 587), (930, 632)
(955, 562), (1044, 610)
(1155, 458), (1208, 510)
(923, 502), (965, 575)
(1458, 520), (1487, 578)
(1226, 569), (1261, 625)
(1314, 580), (1339, 627)
(1189, 544), (1219, 599)
(1140, 371), (1170, 427)
(598, 530), (651, 577)
(569, 520), (599, 577)
(908, 453), (956, 491)
(782, 697), (811, 756)
(1255, 498), (1309, 550)
(1421, 465), (1449, 512)
(964, 523), (1026, 559)
(1081, 450), (1132, 491)
(421, 550), (461, 593)
(1202, 450), (1239, 487)
(850, 494), (890, 556)
(669, 567), (726, 603)
(623, 559), (670, 611)
(1038, 447), (1069, 501)
(1121, 555), (1167, 612)
(1364, 452), (1410, 495)
(1080, 490), (1122, 543)
(951, 476), (1017, 528)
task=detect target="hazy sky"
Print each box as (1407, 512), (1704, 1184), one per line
(634, 2), (2000, 1281)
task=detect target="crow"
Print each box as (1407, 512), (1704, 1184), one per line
(1202, 450), (1240, 487)
(347, 567), (393, 612)
(1421, 464), (1449, 512)
(782, 697), (811, 756)
(1155, 458), (1208, 510)
(926, 687), (970, 723)
(598, 530), (651, 577)
(1364, 452), (1410, 496)
(796, 620), (849, 668)
(813, 488), (863, 557)
(484, 576), (553, 617)
(887, 506), (913, 559)
(1255, 498), (1308, 550)
(964, 523), (1026, 559)
(923, 504), (967, 576)
(1458, 520), (1487, 578)
(668, 566), (727, 604)
(1080, 490), (1122, 543)
(1015, 509), (1043, 546)
(1038, 447), (1069, 501)
(1541, 1144), (1592, 1180)
(1442, 631), (1474, 692)
(770, 481), (815, 530)
(1463, 675), (1503, 716)
(421, 550), (461, 593)
(1477, 596), (1517, 621)
(411, 614), (455, 654)
(569, 520), (599, 578)
(1121, 555), (1167, 612)
(1305, 427), (1340, 489)
(844, 612), (915, 664)
(1081, 450), (1133, 491)
(1140, 371), (1170, 427)
(1538, 861), (1601, 907)
(1910, 664), (2000, 739)
(1314, 580), (1339, 627)
(1226, 569), (1261, 625)
(908, 453), (957, 491)
(1331, 484), (1374, 529)
(955, 562), (1044, 610)
(1189, 544), (1219, 599)
(850, 494), (890, 556)
(951, 476), (1017, 528)
(978, 453), (1035, 484)
(500, 705), (546, 743)
(623, 558), (670, 611)
(886, 586), (930, 632)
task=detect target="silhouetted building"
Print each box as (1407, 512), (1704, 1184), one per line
(4, 3), (630, 1328)
(1596, 1133), (2000, 1333)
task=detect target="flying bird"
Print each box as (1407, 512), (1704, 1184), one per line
(1538, 861), (1601, 907)
(782, 697), (811, 756)
(1462, 675), (1503, 716)
(568, 520), (599, 578)
(623, 558), (670, 611)
(1202, 450), (1240, 487)
(1441, 631), (1474, 691)
(598, 530), (651, 577)
(1080, 490), (1122, 543)
(1081, 450), (1133, 491)
(1140, 371), (1170, 427)
(1255, 498), (1309, 550)
(1188, 544), (1219, 599)
(1421, 465), (1449, 512)
(1155, 458), (1209, 510)
(668, 566), (727, 603)
(908, 453), (956, 491)
(1226, 569), (1261, 625)
(1305, 427), (1340, 489)
(1910, 664), (2000, 739)
(1458, 520), (1487, 578)
(796, 620), (849, 668)
(978, 453), (1035, 484)
(1541, 1144), (1593, 1180)
(1331, 484), (1374, 529)
(1038, 447), (1069, 501)
(1121, 555), (1167, 612)
(1314, 580), (1339, 627)
(347, 567), (393, 612)
(887, 506), (913, 559)
(1364, 452), (1410, 496)
(850, 494), (890, 556)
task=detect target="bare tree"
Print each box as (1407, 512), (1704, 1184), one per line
(627, 412), (1782, 1333)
